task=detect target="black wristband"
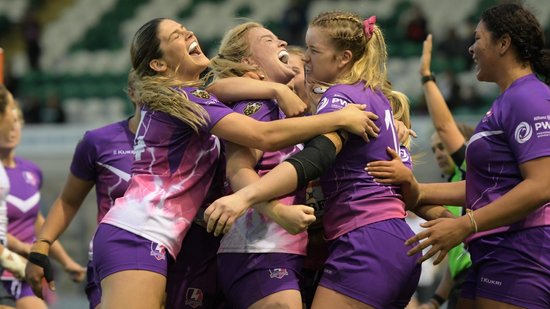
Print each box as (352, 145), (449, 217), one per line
(431, 293), (446, 306)
(28, 252), (54, 282)
(421, 74), (436, 84)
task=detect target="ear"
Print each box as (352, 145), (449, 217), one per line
(241, 56), (256, 66)
(336, 50), (353, 69)
(497, 34), (512, 56)
(149, 59), (168, 73)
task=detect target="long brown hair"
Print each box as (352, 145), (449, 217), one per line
(130, 18), (208, 133)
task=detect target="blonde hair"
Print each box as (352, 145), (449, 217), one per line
(208, 22), (263, 80)
(287, 45), (305, 58)
(130, 18), (209, 133)
(311, 12), (412, 145)
(310, 11), (388, 90)
(387, 90), (412, 148)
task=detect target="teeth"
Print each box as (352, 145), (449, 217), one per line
(278, 50), (289, 64)
(188, 42), (198, 54)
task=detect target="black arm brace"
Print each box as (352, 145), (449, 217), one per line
(285, 134), (338, 189)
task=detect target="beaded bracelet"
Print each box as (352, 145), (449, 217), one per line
(465, 209), (478, 233)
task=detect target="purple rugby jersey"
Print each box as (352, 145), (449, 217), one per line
(218, 99), (307, 255)
(101, 87), (233, 258)
(465, 74), (550, 242)
(315, 82), (407, 240)
(70, 120), (135, 224)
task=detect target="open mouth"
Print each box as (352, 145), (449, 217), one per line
(278, 50), (289, 64)
(188, 41), (201, 56)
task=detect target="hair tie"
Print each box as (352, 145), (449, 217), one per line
(363, 16), (377, 40)
(217, 54), (225, 59)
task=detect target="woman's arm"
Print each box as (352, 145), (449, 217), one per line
(34, 214), (85, 282)
(206, 132), (344, 235)
(7, 233), (31, 256)
(212, 104), (377, 152)
(420, 34), (465, 154)
(418, 181), (465, 207)
(26, 173), (94, 298)
(407, 156), (550, 264)
(223, 142), (316, 235)
(207, 77), (308, 117)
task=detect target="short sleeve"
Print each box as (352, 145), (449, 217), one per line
(185, 88), (234, 131)
(70, 132), (98, 181)
(316, 89), (353, 115)
(502, 92), (550, 163)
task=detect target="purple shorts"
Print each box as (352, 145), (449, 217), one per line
(461, 226), (550, 309)
(320, 218), (421, 308)
(85, 261), (100, 309)
(217, 252), (304, 309)
(92, 223), (169, 287)
(165, 223), (225, 309)
(1, 279), (34, 300)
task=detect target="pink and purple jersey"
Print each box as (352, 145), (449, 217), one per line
(70, 120), (135, 223)
(218, 99), (307, 255)
(466, 74), (550, 242)
(315, 82), (407, 240)
(101, 88), (233, 258)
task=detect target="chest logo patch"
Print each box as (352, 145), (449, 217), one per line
(190, 89), (210, 99)
(244, 102), (262, 116)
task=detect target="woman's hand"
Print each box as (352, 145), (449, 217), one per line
(338, 104), (380, 142)
(269, 203), (316, 235)
(25, 241), (54, 299)
(204, 194), (250, 236)
(394, 120), (417, 144)
(405, 215), (473, 265)
(420, 34), (433, 76)
(0, 248), (27, 280)
(366, 147), (413, 184)
(274, 84), (309, 117)
(64, 259), (86, 282)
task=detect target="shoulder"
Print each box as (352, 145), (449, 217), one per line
(14, 157), (41, 175)
(82, 120), (128, 142)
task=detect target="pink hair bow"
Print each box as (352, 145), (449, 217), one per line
(363, 16), (377, 39)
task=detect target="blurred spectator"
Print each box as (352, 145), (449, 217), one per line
(22, 97), (42, 124)
(438, 28), (470, 61)
(438, 70), (461, 111)
(41, 94), (66, 123)
(400, 4), (428, 43)
(461, 85), (483, 111)
(22, 10), (42, 71)
(280, 0), (310, 46)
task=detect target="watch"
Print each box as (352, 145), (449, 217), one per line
(421, 74), (436, 84)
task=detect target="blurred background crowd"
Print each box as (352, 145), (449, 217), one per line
(0, 0), (548, 308)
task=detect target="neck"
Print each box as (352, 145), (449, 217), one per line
(0, 150), (15, 168)
(128, 108), (140, 134)
(495, 58), (533, 93)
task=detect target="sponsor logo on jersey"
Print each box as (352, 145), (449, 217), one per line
(243, 102), (262, 116)
(268, 268), (289, 279)
(23, 171), (38, 187)
(514, 121), (533, 144)
(150, 243), (166, 261)
(191, 89), (211, 99)
(399, 148), (410, 162)
(185, 288), (204, 308)
(112, 149), (135, 155)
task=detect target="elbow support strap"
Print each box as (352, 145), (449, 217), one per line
(285, 135), (337, 189)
